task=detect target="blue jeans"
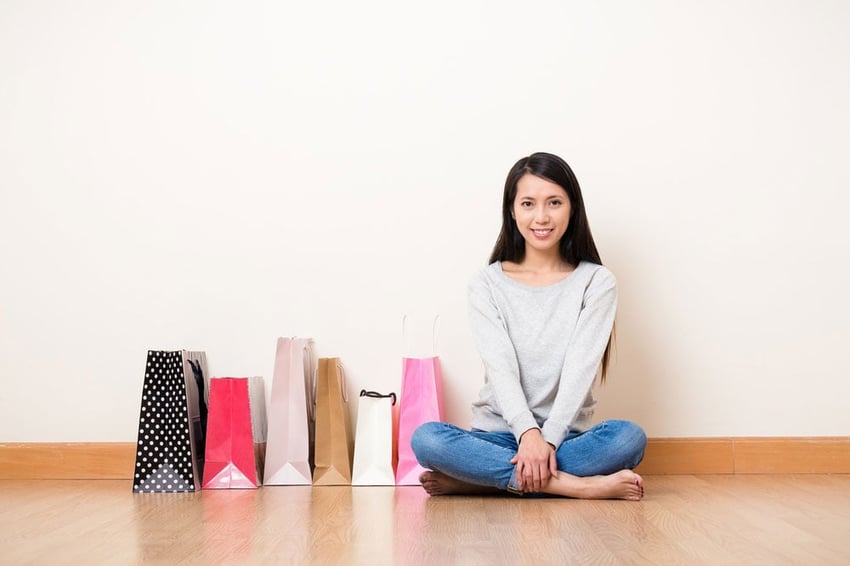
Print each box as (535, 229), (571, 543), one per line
(411, 420), (647, 492)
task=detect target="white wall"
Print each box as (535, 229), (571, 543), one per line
(1, 1), (848, 441)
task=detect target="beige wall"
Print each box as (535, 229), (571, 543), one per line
(1, 1), (848, 441)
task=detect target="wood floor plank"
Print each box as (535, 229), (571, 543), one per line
(635, 475), (818, 565)
(2, 476), (850, 564)
(690, 475), (848, 564)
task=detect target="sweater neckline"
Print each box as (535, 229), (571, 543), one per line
(492, 261), (586, 291)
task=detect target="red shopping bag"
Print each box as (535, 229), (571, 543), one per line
(202, 377), (266, 489)
(396, 317), (445, 487)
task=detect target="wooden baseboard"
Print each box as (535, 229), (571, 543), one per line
(732, 437), (850, 474)
(2, 438), (849, 479)
(0, 443), (136, 480)
(633, 437), (850, 475)
(634, 438), (735, 474)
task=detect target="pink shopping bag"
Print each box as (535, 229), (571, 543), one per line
(263, 337), (315, 485)
(202, 377), (266, 489)
(396, 317), (444, 485)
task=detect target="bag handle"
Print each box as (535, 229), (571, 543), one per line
(300, 339), (317, 422)
(359, 389), (397, 405)
(335, 360), (349, 403)
(402, 314), (440, 356)
(186, 358), (208, 462)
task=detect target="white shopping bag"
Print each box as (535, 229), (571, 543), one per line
(351, 390), (397, 486)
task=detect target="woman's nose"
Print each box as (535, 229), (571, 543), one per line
(535, 206), (549, 222)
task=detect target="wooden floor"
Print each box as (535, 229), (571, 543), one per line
(2, 475), (849, 565)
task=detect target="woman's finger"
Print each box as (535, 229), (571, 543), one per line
(516, 460), (526, 490)
(524, 467), (534, 488)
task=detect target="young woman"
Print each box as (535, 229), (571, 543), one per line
(411, 152), (647, 500)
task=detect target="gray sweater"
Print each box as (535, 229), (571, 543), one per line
(467, 260), (617, 447)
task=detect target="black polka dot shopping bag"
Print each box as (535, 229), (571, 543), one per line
(132, 350), (208, 493)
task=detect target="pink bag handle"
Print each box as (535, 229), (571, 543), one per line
(298, 339), (317, 422)
(402, 315), (440, 357)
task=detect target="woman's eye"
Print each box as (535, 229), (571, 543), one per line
(549, 200), (562, 206)
(520, 201), (533, 208)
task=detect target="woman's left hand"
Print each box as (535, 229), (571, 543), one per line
(511, 428), (558, 492)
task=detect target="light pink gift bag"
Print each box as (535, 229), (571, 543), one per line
(263, 337), (315, 485)
(396, 317), (444, 485)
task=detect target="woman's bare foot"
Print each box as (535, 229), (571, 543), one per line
(418, 469), (644, 500)
(419, 471), (501, 496)
(542, 469), (644, 500)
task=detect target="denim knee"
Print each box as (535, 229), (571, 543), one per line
(410, 421), (446, 468)
(613, 420), (647, 469)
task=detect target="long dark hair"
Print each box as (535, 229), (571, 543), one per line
(488, 152), (614, 381)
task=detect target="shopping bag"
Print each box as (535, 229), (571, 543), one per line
(264, 337), (315, 485)
(396, 317), (444, 485)
(313, 357), (354, 485)
(396, 357), (444, 484)
(202, 377), (267, 489)
(133, 350), (209, 493)
(352, 390), (397, 486)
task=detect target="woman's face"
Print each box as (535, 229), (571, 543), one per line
(511, 174), (572, 257)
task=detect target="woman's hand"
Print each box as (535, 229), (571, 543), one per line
(511, 428), (558, 492)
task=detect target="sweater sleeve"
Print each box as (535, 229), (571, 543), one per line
(468, 272), (539, 441)
(540, 267), (617, 447)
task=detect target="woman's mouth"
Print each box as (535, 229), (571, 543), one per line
(531, 228), (553, 239)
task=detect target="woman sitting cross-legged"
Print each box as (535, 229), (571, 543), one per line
(411, 152), (647, 500)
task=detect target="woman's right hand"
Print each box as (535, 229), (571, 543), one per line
(511, 428), (558, 492)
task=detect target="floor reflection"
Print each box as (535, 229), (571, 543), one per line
(132, 491), (202, 563)
(350, 486), (398, 565)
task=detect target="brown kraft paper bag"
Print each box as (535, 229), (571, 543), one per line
(312, 357), (354, 485)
